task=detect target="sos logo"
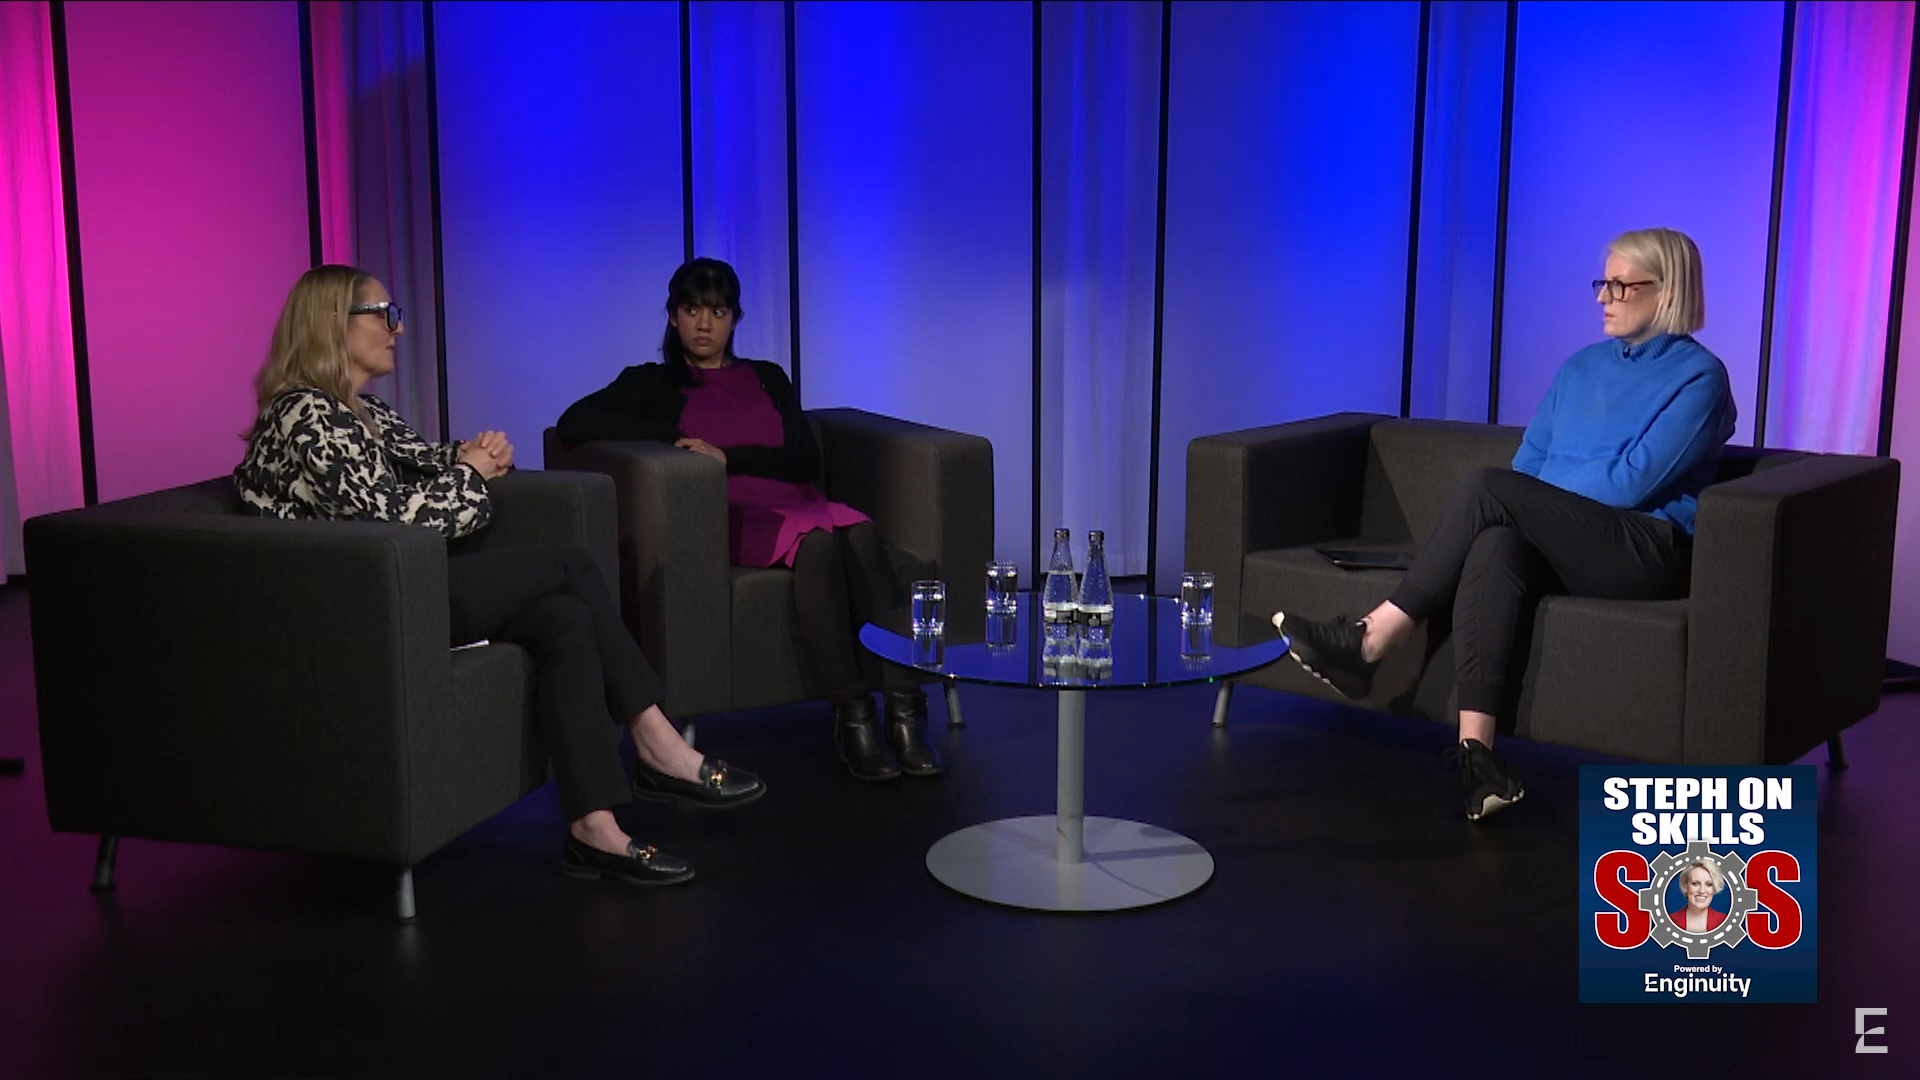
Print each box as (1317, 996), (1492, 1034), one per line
(1593, 842), (1804, 958)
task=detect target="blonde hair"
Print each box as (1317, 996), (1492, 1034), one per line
(1676, 859), (1726, 897)
(1609, 228), (1706, 335)
(249, 264), (377, 435)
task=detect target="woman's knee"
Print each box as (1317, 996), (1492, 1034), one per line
(1462, 525), (1525, 570)
(1461, 466), (1517, 498)
(794, 528), (840, 569)
(517, 593), (596, 649)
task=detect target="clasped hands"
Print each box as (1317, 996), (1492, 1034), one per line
(458, 430), (514, 479)
(675, 437), (727, 465)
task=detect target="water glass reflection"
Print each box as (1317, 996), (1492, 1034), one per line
(911, 631), (945, 669)
(1179, 571), (1215, 627)
(986, 611), (1019, 651)
(985, 561), (1018, 614)
(911, 579), (947, 635)
(1180, 622), (1212, 663)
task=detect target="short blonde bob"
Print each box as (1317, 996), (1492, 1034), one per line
(1609, 227), (1706, 336)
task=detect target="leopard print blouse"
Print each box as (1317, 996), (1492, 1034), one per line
(234, 387), (492, 539)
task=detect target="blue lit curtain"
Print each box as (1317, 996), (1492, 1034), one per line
(1040, 0), (1160, 579)
(794, 0), (1035, 575)
(690, 0), (791, 374)
(1768, 0), (1914, 454)
(1408, 0), (1505, 422)
(1499, 1), (1780, 435)
(311, 0), (443, 440)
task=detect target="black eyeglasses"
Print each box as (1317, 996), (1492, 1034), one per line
(349, 301), (405, 331)
(1592, 279), (1656, 302)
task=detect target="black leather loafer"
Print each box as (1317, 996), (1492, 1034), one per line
(632, 756), (766, 810)
(560, 835), (694, 887)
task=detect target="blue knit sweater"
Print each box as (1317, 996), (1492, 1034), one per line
(1512, 333), (1737, 535)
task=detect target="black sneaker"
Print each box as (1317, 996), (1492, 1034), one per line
(1273, 611), (1380, 700)
(1447, 739), (1525, 821)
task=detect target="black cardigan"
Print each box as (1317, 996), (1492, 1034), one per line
(554, 359), (820, 483)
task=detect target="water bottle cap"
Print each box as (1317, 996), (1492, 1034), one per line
(1054, 528), (1071, 539)
(1089, 530), (1104, 542)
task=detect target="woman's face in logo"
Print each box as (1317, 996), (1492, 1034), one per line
(1683, 866), (1715, 911)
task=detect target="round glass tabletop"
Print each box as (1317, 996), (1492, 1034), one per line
(858, 591), (1289, 691)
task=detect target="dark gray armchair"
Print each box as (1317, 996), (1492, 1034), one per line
(23, 469), (619, 920)
(543, 408), (994, 725)
(1186, 413), (1899, 765)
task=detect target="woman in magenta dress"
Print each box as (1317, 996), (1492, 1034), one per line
(556, 258), (940, 782)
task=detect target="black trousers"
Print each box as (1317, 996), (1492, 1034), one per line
(791, 522), (918, 701)
(447, 545), (665, 820)
(1387, 467), (1692, 717)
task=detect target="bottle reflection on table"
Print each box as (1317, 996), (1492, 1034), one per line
(1035, 614), (1121, 687)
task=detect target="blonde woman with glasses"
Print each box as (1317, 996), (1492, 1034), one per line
(235, 265), (765, 888)
(1275, 228), (1736, 822)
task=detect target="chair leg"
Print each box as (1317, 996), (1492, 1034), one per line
(1827, 734), (1848, 770)
(1211, 682), (1234, 728)
(680, 720), (696, 750)
(944, 682), (964, 728)
(90, 835), (118, 893)
(396, 868), (417, 923)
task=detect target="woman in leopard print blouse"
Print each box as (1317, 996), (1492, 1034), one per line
(236, 265), (765, 888)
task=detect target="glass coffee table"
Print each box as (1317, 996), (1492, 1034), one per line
(859, 591), (1288, 912)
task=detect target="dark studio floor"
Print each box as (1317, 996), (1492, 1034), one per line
(1, 580), (1916, 1078)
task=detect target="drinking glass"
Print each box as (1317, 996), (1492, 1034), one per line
(1179, 571), (1215, 627)
(985, 561), (1018, 614)
(911, 580), (947, 635)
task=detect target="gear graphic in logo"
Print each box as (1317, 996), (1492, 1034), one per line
(1636, 841), (1761, 959)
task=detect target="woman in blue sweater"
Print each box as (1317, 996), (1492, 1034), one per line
(1277, 228), (1737, 821)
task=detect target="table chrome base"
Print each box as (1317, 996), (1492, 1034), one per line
(926, 816), (1214, 912)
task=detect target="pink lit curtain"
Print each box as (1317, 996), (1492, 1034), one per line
(0, 0), (83, 580)
(308, 0), (443, 440)
(1768, 0), (1915, 453)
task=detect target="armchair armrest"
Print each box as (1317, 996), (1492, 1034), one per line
(453, 468), (619, 593)
(541, 432), (732, 715)
(1685, 454), (1900, 763)
(811, 408), (995, 634)
(22, 509), (458, 864)
(1185, 412), (1383, 630)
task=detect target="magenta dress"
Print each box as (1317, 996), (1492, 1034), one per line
(678, 363), (869, 568)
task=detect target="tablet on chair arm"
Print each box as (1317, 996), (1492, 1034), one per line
(1314, 548), (1413, 571)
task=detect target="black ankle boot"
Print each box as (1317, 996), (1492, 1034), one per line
(835, 696), (901, 782)
(883, 690), (944, 777)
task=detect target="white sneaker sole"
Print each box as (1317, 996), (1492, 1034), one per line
(1467, 788), (1524, 821)
(1273, 610), (1368, 700)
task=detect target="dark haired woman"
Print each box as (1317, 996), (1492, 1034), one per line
(556, 257), (941, 782)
